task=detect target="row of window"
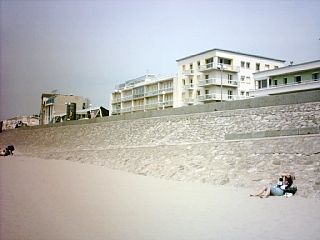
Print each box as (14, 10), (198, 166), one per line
(240, 61), (278, 71)
(258, 72), (319, 89)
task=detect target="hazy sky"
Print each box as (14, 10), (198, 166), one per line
(1, 0), (319, 120)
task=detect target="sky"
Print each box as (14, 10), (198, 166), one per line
(0, 0), (319, 120)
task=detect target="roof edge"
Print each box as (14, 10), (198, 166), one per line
(176, 48), (286, 63)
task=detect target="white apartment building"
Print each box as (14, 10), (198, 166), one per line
(110, 74), (175, 115)
(175, 48), (286, 107)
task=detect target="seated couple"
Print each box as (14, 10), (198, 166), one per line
(250, 173), (296, 198)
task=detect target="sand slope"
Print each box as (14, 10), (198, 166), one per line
(1, 156), (319, 240)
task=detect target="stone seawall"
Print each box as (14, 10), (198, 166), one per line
(1, 92), (320, 197)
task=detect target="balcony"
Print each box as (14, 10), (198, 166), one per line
(198, 78), (238, 87)
(121, 95), (133, 102)
(198, 93), (249, 102)
(145, 89), (159, 97)
(198, 63), (239, 73)
(250, 78), (320, 97)
(132, 105), (144, 111)
(145, 103), (159, 110)
(182, 69), (195, 76)
(45, 98), (55, 105)
(164, 100), (173, 107)
(112, 97), (121, 103)
(159, 87), (173, 93)
(133, 93), (144, 99)
(121, 107), (132, 113)
(183, 98), (195, 105)
(183, 84), (195, 91)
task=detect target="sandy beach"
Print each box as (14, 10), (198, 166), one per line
(1, 155), (320, 240)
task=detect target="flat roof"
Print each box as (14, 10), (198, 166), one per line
(176, 48), (286, 62)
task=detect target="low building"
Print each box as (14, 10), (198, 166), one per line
(1, 115), (39, 130)
(250, 60), (320, 97)
(110, 74), (175, 115)
(40, 93), (89, 125)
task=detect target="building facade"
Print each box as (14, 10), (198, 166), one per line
(175, 48), (285, 107)
(40, 93), (89, 125)
(250, 60), (320, 97)
(110, 74), (174, 115)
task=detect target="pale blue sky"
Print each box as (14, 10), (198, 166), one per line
(1, 0), (319, 120)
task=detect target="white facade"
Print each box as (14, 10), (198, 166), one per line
(110, 74), (175, 115)
(110, 49), (286, 113)
(250, 60), (320, 97)
(176, 49), (285, 107)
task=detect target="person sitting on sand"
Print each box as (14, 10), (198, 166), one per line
(250, 173), (295, 198)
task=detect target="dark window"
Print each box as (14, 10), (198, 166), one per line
(283, 78), (288, 85)
(312, 73), (319, 81)
(256, 63), (260, 71)
(295, 76), (301, 83)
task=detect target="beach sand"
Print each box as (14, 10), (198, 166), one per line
(1, 155), (319, 240)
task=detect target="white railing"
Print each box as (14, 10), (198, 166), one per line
(121, 95), (133, 101)
(145, 89), (159, 97)
(198, 78), (238, 87)
(198, 93), (248, 102)
(199, 63), (239, 72)
(145, 103), (159, 110)
(159, 87), (173, 93)
(132, 105), (144, 111)
(182, 69), (194, 75)
(121, 107), (132, 113)
(184, 84), (195, 90)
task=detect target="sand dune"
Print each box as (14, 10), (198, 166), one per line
(1, 155), (320, 240)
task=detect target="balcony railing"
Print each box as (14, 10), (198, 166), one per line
(198, 78), (238, 87)
(121, 95), (133, 102)
(182, 69), (195, 76)
(183, 84), (195, 90)
(121, 107), (132, 113)
(198, 93), (248, 102)
(198, 63), (239, 72)
(145, 103), (159, 110)
(132, 105), (144, 111)
(183, 98), (195, 105)
(159, 87), (173, 93)
(112, 97), (121, 103)
(145, 89), (159, 97)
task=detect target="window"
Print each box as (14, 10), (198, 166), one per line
(197, 90), (200, 96)
(246, 62), (250, 69)
(205, 74), (209, 79)
(241, 76), (245, 82)
(197, 61), (201, 68)
(218, 57), (232, 65)
(265, 64), (270, 70)
(182, 65), (185, 71)
(269, 79), (272, 86)
(205, 89), (209, 95)
(241, 91), (245, 96)
(256, 63), (260, 71)
(205, 58), (213, 68)
(273, 80), (278, 86)
(258, 80), (268, 89)
(183, 79), (186, 85)
(294, 76), (301, 83)
(241, 61), (245, 68)
(312, 72), (319, 81)
(274, 66), (279, 69)
(283, 77), (288, 85)
(190, 63), (193, 70)
(228, 90), (233, 99)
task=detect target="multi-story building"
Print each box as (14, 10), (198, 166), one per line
(250, 60), (320, 97)
(40, 93), (89, 124)
(110, 74), (175, 115)
(175, 48), (286, 107)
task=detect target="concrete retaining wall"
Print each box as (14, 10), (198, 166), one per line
(1, 91), (320, 197)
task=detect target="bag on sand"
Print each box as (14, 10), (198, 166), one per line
(285, 185), (298, 194)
